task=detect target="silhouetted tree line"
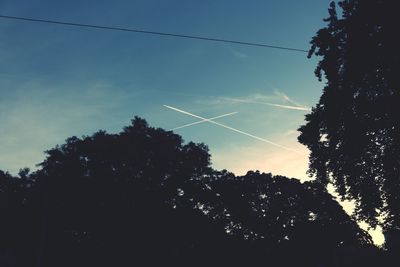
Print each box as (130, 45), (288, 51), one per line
(0, 117), (386, 267)
(2, 0), (399, 266)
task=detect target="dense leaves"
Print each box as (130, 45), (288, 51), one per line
(298, 0), (400, 233)
(1, 117), (382, 266)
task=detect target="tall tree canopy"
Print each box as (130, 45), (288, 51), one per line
(1, 117), (379, 266)
(298, 0), (400, 232)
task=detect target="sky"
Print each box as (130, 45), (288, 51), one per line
(0, 0), (384, 245)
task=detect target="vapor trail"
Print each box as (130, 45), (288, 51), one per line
(164, 105), (302, 155)
(274, 91), (309, 109)
(267, 103), (310, 111)
(222, 98), (311, 111)
(170, 112), (238, 130)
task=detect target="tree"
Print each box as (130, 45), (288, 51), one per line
(1, 117), (382, 266)
(183, 170), (376, 266)
(34, 117), (218, 267)
(298, 0), (400, 233)
(0, 170), (40, 266)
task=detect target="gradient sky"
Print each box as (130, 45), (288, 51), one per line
(0, 0), (384, 244)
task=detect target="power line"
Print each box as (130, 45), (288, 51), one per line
(0, 14), (308, 53)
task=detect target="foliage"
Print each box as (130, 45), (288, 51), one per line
(298, 0), (400, 230)
(1, 117), (382, 266)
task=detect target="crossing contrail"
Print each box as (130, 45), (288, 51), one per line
(170, 112), (238, 130)
(163, 105), (303, 155)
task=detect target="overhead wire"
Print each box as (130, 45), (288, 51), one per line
(0, 14), (308, 53)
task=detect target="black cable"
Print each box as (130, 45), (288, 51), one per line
(0, 14), (308, 53)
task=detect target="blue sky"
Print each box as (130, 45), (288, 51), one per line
(0, 0), (332, 176)
(0, 0), (385, 246)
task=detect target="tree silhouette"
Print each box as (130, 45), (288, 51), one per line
(0, 169), (40, 266)
(33, 117), (220, 266)
(1, 117), (383, 266)
(298, 0), (400, 237)
(181, 170), (377, 266)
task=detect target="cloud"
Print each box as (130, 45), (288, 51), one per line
(284, 129), (299, 136)
(221, 97), (311, 111)
(198, 92), (311, 112)
(274, 90), (306, 107)
(228, 47), (248, 59)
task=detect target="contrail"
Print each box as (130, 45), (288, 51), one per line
(170, 112), (238, 130)
(163, 105), (303, 155)
(274, 91), (309, 109)
(256, 101), (310, 111)
(223, 98), (311, 111)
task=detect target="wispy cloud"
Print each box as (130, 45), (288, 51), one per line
(274, 90), (310, 109)
(284, 129), (299, 136)
(228, 47), (248, 59)
(197, 92), (311, 112)
(221, 97), (311, 111)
